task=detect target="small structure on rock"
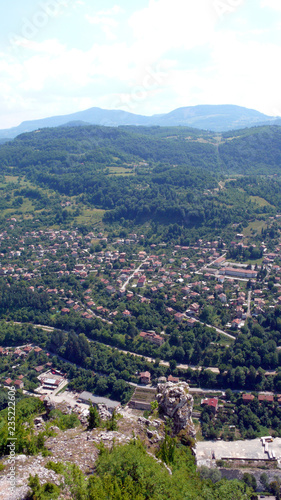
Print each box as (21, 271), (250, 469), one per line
(156, 381), (195, 437)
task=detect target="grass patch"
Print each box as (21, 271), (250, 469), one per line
(243, 219), (268, 238)
(47, 409), (80, 431)
(16, 199), (35, 213)
(107, 166), (134, 176)
(243, 257), (264, 266)
(245, 219), (268, 234)
(0, 175), (33, 188)
(249, 195), (274, 208)
(218, 334), (234, 345)
(75, 208), (106, 225)
(3, 175), (22, 184)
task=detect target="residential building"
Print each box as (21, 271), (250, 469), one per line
(139, 371), (151, 385)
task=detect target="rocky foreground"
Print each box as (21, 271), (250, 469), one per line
(0, 382), (195, 500)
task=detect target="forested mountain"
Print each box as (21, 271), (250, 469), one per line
(2, 123), (281, 176)
(220, 126), (281, 174)
(147, 104), (281, 131)
(0, 123), (281, 235)
(0, 104), (280, 139)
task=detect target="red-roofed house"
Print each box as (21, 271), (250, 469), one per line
(4, 378), (13, 387)
(24, 345), (33, 353)
(218, 293), (227, 304)
(137, 275), (147, 287)
(231, 318), (243, 329)
(122, 309), (131, 317)
(14, 380), (24, 389)
(190, 303), (200, 313)
(186, 318), (197, 328)
(201, 398), (219, 414)
(242, 393), (255, 403)
(139, 331), (164, 346)
(166, 307), (175, 314)
(174, 312), (185, 323)
(258, 394), (274, 403)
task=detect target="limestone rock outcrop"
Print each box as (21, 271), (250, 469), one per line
(97, 404), (112, 421)
(43, 396), (56, 415)
(156, 381), (195, 437)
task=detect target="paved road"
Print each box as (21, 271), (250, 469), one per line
(120, 257), (149, 291)
(86, 308), (113, 324)
(201, 252), (227, 270)
(7, 321), (220, 374)
(6, 323), (281, 398)
(85, 344), (220, 374)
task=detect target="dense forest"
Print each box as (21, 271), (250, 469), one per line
(0, 124), (281, 237)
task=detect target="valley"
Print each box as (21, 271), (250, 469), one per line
(1, 123), (281, 498)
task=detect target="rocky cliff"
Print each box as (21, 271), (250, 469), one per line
(156, 381), (195, 437)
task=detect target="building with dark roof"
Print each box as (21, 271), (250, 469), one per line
(78, 391), (120, 412)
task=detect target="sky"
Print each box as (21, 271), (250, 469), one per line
(0, 0), (281, 129)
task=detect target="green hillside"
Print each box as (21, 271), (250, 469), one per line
(0, 124), (280, 241)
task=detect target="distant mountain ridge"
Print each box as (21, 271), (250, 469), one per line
(1, 104), (280, 139)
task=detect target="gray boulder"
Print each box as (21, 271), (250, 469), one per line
(156, 382), (195, 437)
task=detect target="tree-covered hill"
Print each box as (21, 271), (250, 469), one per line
(219, 126), (281, 174)
(1, 123), (281, 177)
(0, 124), (281, 232)
(0, 124), (219, 172)
(0, 125), (219, 229)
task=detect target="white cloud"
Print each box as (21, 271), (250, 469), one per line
(260, 0), (281, 10)
(96, 6), (123, 16)
(85, 14), (118, 40)
(85, 5), (123, 40)
(0, 36), (139, 104)
(163, 31), (281, 116)
(85, 14), (117, 26)
(1, 1), (281, 128)
(129, 0), (217, 59)
(12, 38), (65, 54)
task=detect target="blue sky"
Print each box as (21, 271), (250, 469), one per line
(0, 0), (281, 128)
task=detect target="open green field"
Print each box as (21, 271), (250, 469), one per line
(0, 177), (19, 188)
(0, 199), (36, 217)
(0, 175), (33, 187)
(108, 166), (134, 176)
(2, 175), (20, 184)
(243, 218), (268, 237)
(74, 208), (106, 225)
(249, 195), (274, 208)
(218, 334), (234, 346)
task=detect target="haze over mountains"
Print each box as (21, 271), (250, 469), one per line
(1, 104), (281, 140)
